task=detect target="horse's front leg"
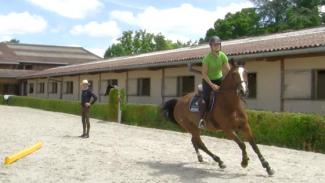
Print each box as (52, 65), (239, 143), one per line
(242, 124), (275, 176)
(249, 139), (274, 176)
(224, 130), (249, 168)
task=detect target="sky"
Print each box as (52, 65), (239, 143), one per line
(0, 0), (254, 57)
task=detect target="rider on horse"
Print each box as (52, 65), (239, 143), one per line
(198, 36), (230, 128)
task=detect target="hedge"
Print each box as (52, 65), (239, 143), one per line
(0, 95), (108, 120)
(0, 95), (324, 153)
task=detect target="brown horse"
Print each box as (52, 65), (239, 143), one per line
(163, 60), (274, 176)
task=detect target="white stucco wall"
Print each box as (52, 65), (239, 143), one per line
(99, 72), (127, 102)
(24, 55), (325, 114)
(61, 76), (79, 101)
(284, 56), (325, 114)
(245, 60), (282, 111)
(127, 69), (163, 104)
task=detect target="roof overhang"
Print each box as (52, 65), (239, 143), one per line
(19, 46), (325, 79)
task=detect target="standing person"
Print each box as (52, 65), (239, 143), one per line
(198, 36), (230, 129)
(80, 79), (97, 138)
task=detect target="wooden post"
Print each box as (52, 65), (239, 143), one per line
(78, 75), (80, 100)
(98, 73), (102, 102)
(35, 79), (38, 96)
(126, 71), (129, 103)
(161, 68), (165, 104)
(60, 78), (63, 99)
(280, 58), (285, 112)
(47, 77), (50, 98)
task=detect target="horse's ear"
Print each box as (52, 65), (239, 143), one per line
(238, 60), (246, 66)
(229, 58), (236, 67)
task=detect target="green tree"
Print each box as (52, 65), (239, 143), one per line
(206, 1), (325, 40)
(287, 0), (322, 29)
(132, 30), (155, 54)
(205, 28), (217, 41)
(118, 31), (133, 55)
(1, 38), (20, 43)
(171, 40), (187, 49)
(138, 30), (155, 53)
(154, 33), (169, 51)
(9, 39), (20, 43)
(250, 0), (324, 32)
(104, 30), (187, 58)
(104, 43), (127, 58)
(206, 8), (260, 40)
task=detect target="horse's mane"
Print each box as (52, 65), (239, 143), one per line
(220, 65), (237, 90)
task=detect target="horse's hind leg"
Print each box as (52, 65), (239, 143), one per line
(242, 124), (275, 176)
(192, 135), (226, 169)
(224, 130), (249, 168)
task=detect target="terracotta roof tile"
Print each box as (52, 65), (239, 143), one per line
(0, 69), (36, 78)
(0, 43), (101, 65)
(21, 27), (325, 78)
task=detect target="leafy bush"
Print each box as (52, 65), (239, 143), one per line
(107, 88), (126, 121)
(0, 95), (4, 104)
(122, 103), (181, 131)
(0, 95), (107, 120)
(247, 110), (325, 152)
(1, 95), (324, 153)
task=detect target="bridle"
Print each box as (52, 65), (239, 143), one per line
(218, 67), (249, 103)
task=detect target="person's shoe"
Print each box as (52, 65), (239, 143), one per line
(82, 134), (89, 138)
(198, 119), (206, 129)
(79, 134), (86, 138)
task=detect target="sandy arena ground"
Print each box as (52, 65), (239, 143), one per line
(0, 105), (324, 183)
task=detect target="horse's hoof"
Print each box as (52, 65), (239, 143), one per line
(198, 155), (203, 162)
(241, 158), (249, 168)
(241, 161), (248, 168)
(219, 163), (226, 169)
(267, 168), (275, 176)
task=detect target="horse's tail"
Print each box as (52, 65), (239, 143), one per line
(162, 99), (178, 124)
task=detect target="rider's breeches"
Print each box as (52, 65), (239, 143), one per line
(202, 79), (222, 105)
(81, 106), (90, 133)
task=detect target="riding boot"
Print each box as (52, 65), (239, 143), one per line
(198, 100), (207, 129)
(80, 117), (86, 137)
(84, 118), (90, 138)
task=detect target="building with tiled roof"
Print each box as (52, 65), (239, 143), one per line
(0, 43), (101, 95)
(18, 27), (325, 114)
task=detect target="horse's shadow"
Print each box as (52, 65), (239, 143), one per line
(137, 160), (246, 182)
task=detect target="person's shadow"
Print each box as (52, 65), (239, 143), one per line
(62, 135), (82, 138)
(137, 160), (246, 183)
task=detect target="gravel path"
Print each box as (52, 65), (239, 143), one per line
(0, 105), (324, 183)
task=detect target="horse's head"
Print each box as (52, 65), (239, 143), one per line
(226, 59), (249, 97)
(104, 84), (114, 96)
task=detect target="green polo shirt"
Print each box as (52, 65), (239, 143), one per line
(202, 51), (228, 80)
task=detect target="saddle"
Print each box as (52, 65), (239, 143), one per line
(189, 84), (216, 113)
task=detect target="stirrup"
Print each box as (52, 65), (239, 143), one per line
(198, 119), (206, 129)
